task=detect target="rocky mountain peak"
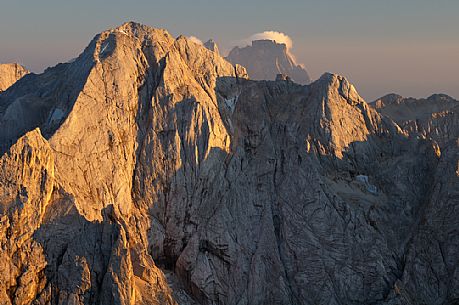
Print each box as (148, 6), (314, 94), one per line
(372, 93), (458, 147)
(252, 38), (287, 50)
(427, 93), (456, 103)
(203, 39), (219, 55)
(374, 93), (457, 109)
(0, 21), (457, 305)
(373, 93), (404, 108)
(226, 39), (311, 84)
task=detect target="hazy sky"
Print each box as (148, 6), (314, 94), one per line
(1, 0), (458, 101)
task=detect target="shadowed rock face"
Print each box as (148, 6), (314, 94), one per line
(203, 39), (219, 55)
(0, 22), (458, 305)
(0, 63), (29, 92)
(226, 39), (311, 84)
(371, 93), (459, 305)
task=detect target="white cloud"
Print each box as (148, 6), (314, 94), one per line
(188, 36), (203, 45)
(241, 31), (293, 51)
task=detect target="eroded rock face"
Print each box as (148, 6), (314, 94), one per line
(0, 129), (52, 304)
(0, 22), (457, 305)
(226, 39), (311, 84)
(0, 63), (29, 93)
(371, 93), (459, 305)
(372, 93), (458, 148)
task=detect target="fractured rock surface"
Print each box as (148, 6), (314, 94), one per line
(371, 93), (459, 305)
(0, 22), (457, 305)
(0, 63), (29, 93)
(372, 93), (458, 148)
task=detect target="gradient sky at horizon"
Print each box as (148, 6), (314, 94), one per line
(1, 0), (458, 101)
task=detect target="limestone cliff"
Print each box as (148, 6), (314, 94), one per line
(0, 63), (29, 92)
(0, 22), (457, 305)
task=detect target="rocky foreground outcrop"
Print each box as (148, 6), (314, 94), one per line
(226, 39), (311, 84)
(0, 22), (457, 305)
(0, 63), (29, 92)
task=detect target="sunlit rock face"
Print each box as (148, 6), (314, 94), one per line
(0, 22), (458, 305)
(226, 39), (311, 84)
(0, 63), (29, 92)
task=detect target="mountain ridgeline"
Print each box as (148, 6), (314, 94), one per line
(0, 22), (457, 305)
(372, 93), (458, 148)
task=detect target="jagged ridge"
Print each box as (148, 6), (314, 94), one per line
(0, 22), (457, 305)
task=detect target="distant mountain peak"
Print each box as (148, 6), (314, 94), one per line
(372, 92), (458, 147)
(427, 93), (456, 102)
(372, 93), (404, 108)
(252, 38), (286, 47)
(373, 93), (457, 109)
(204, 39), (220, 55)
(226, 39), (310, 84)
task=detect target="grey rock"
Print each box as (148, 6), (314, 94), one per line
(226, 39), (311, 84)
(0, 22), (457, 305)
(371, 93), (459, 305)
(275, 73), (292, 81)
(203, 39), (219, 55)
(372, 93), (458, 148)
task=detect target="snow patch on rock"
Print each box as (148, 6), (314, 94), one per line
(224, 94), (239, 113)
(356, 175), (377, 194)
(48, 108), (65, 125)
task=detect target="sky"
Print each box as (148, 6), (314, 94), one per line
(1, 0), (458, 101)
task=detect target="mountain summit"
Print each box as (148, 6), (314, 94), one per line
(0, 22), (457, 305)
(203, 39), (219, 55)
(226, 39), (311, 84)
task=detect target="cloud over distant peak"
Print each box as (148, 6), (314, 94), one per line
(235, 31), (300, 62)
(242, 31), (293, 51)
